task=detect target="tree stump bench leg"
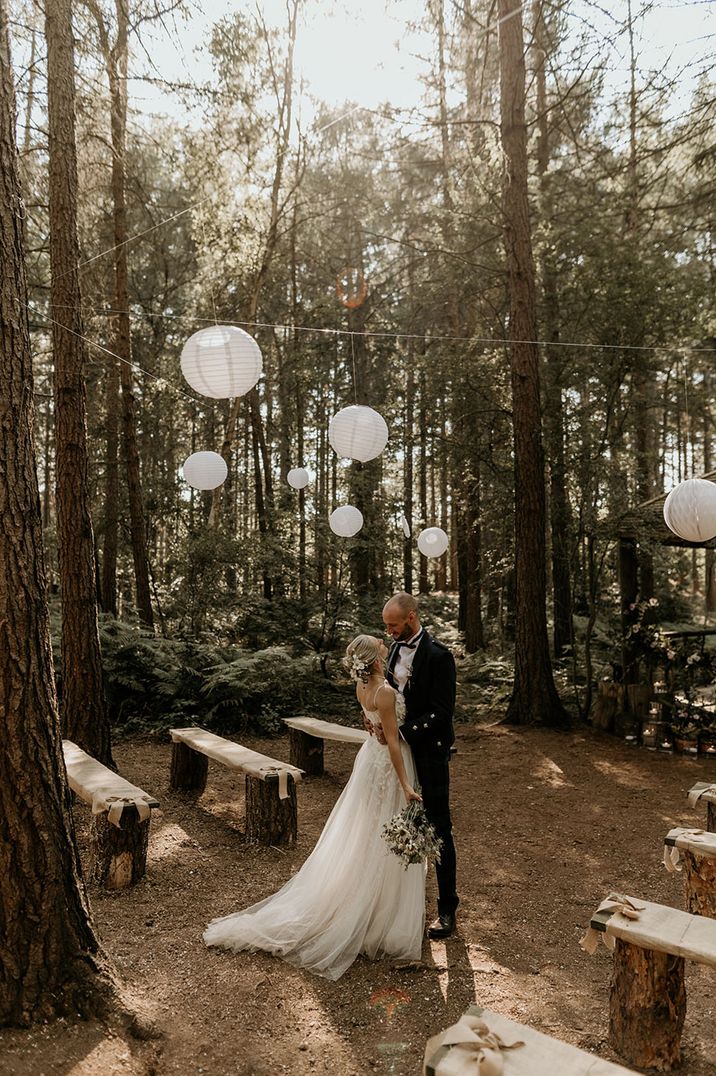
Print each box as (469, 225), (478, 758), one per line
(288, 727), (323, 775)
(170, 740), (208, 793)
(609, 938), (686, 1071)
(682, 849), (716, 918)
(708, 802), (716, 834)
(245, 773), (297, 845)
(89, 806), (150, 890)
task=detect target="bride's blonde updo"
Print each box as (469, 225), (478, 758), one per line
(345, 635), (382, 684)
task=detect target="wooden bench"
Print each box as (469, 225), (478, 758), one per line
(688, 780), (716, 832)
(62, 739), (159, 890)
(582, 892), (716, 1070)
(169, 727), (303, 845)
(282, 716), (368, 775)
(423, 1004), (637, 1075)
(664, 826), (716, 918)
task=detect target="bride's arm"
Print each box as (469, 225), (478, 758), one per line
(375, 687), (422, 804)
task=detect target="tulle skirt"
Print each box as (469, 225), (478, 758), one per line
(203, 735), (426, 980)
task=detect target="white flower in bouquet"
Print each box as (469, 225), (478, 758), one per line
(381, 797), (442, 870)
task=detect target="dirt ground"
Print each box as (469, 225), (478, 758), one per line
(2, 719), (716, 1076)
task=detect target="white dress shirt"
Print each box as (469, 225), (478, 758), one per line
(392, 629), (423, 694)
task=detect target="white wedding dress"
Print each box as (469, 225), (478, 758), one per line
(203, 690), (426, 980)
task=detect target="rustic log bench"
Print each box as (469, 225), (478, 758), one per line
(688, 780), (716, 832)
(62, 739), (159, 890)
(423, 1004), (637, 1075)
(582, 892), (716, 1070)
(664, 827), (716, 918)
(282, 716), (368, 775)
(169, 727), (303, 845)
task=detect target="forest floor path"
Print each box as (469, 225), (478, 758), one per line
(2, 719), (715, 1075)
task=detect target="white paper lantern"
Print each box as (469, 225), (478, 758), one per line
(663, 478), (716, 542)
(417, 526), (449, 558)
(182, 451), (228, 490)
(329, 505), (364, 537)
(401, 514), (411, 538)
(180, 325), (262, 399)
(328, 405), (389, 462)
(287, 467), (310, 490)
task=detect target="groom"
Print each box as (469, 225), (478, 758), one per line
(381, 592), (459, 939)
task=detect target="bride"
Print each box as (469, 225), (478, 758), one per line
(203, 635), (426, 980)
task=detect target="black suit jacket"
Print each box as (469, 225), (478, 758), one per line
(386, 631), (456, 757)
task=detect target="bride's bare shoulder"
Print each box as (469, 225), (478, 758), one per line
(374, 683), (396, 712)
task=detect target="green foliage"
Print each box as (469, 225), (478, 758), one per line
(200, 647), (330, 731)
(99, 617), (353, 737)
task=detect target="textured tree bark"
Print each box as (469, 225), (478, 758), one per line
(288, 728), (323, 776)
(592, 682), (625, 733)
(0, 1), (115, 1022)
(403, 348), (415, 593)
(93, 0), (154, 629)
(465, 458), (486, 652)
(708, 802), (716, 834)
(608, 939), (685, 1071)
(532, 3), (573, 661)
(418, 369), (429, 595)
(498, 0), (568, 726)
(89, 807), (150, 890)
(245, 775), (297, 845)
(45, 0), (113, 766)
(169, 741), (208, 793)
(680, 849), (716, 918)
(101, 352), (120, 615)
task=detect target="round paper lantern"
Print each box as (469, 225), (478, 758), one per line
(329, 505), (364, 537)
(328, 405), (388, 463)
(287, 467), (310, 490)
(417, 526), (449, 558)
(663, 478), (716, 542)
(180, 325), (262, 399)
(182, 451), (228, 490)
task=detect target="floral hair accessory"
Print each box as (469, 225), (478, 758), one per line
(349, 654), (370, 682)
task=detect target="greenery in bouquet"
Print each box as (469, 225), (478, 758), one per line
(381, 797), (442, 870)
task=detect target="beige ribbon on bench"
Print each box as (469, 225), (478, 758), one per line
(259, 765), (292, 799)
(424, 1013), (524, 1076)
(687, 783), (716, 809)
(101, 795), (152, 828)
(580, 894), (645, 956)
(663, 828), (707, 872)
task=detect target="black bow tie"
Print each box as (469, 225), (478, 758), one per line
(395, 634), (421, 650)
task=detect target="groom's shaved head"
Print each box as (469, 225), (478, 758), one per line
(383, 592), (418, 617)
(382, 592), (420, 641)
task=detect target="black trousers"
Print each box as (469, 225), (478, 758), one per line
(414, 750), (458, 916)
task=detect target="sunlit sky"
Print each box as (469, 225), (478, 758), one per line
(130, 0), (716, 128)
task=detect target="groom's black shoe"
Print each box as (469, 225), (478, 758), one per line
(427, 912), (456, 939)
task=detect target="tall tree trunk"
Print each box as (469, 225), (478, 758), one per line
(403, 348), (415, 593)
(418, 368), (429, 594)
(102, 352), (119, 615)
(89, 0), (153, 628)
(498, 0), (568, 727)
(533, 2), (573, 659)
(0, 1), (115, 1022)
(465, 452), (486, 651)
(45, 0), (114, 763)
(209, 1), (299, 597)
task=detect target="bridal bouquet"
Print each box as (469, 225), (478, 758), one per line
(381, 798), (442, 869)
